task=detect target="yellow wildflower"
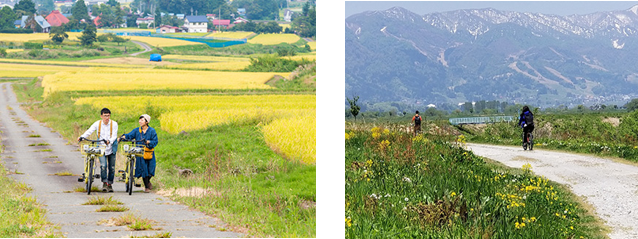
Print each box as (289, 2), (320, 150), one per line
(383, 129), (389, 135)
(450, 192), (456, 197)
(345, 217), (352, 227)
(522, 163), (532, 171)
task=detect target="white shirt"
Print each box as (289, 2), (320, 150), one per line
(80, 119), (118, 155)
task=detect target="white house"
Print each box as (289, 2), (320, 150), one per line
(136, 17), (154, 27)
(183, 15), (207, 33)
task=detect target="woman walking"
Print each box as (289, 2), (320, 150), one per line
(120, 114), (158, 193)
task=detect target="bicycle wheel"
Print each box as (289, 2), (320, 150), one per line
(529, 133), (534, 150)
(128, 158), (134, 195)
(87, 157), (94, 195)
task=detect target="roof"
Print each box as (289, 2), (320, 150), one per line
(14, 20), (21, 25)
(159, 25), (178, 29)
(93, 16), (100, 26)
(185, 15), (207, 23)
(212, 19), (230, 26)
(46, 10), (69, 27)
(20, 15), (51, 29)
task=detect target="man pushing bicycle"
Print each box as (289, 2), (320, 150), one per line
(78, 108), (118, 192)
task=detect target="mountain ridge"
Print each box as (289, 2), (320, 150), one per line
(345, 5), (638, 108)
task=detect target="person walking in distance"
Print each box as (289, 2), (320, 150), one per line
(412, 111), (423, 136)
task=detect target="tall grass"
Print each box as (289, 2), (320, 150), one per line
(345, 126), (606, 238)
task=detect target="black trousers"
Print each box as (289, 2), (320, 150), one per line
(523, 125), (535, 143)
(142, 177), (152, 189)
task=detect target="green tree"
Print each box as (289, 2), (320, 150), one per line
(233, 0), (277, 20)
(14, 0), (36, 16)
(49, 26), (68, 44)
(0, 6), (17, 29)
(155, 11), (161, 27)
(71, 0), (91, 22)
(291, 1), (315, 37)
(79, 25), (97, 46)
(625, 98), (638, 112)
(112, 35), (127, 45)
(36, 0), (55, 15)
(107, 0), (118, 7)
(347, 95), (361, 121)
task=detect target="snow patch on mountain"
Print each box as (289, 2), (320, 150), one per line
(613, 39), (625, 49)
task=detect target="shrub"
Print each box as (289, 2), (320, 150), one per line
(24, 42), (43, 49)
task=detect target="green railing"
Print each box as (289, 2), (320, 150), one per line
(449, 116), (515, 125)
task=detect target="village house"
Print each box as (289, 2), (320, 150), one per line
(16, 15), (51, 33)
(156, 25), (179, 33)
(233, 17), (248, 24)
(45, 10), (69, 27)
(284, 9), (296, 22)
(183, 15), (207, 33)
(206, 14), (216, 20)
(136, 17), (154, 27)
(211, 19), (231, 30)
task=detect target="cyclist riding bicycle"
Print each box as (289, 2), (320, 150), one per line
(518, 106), (535, 150)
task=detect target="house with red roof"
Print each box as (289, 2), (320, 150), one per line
(46, 10), (69, 27)
(212, 19), (231, 29)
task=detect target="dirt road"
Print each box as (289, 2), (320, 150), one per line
(0, 83), (239, 237)
(468, 143), (638, 239)
(130, 41), (152, 56)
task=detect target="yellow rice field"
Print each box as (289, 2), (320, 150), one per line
(0, 58), (147, 68)
(75, 94), (316, 163)
(42, 68), (289, 96)
(248, 34), (300, 45)
(162, 55), (250, 62)
(0, 63), (86, 78)
(0, 33), (50, 42)
(307, 42), (316, 50)
(6, 49), (24, 53)
(263, 110), (315, 164)
(210, 31), (254, 39)
(281, 54), (316, 61)
(75, 95), (315, 116)
(167, 61), (251, 71)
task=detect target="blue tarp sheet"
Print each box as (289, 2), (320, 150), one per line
(150, 54), (162, 61)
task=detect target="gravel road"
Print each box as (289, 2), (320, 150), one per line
(468, 143), (638, 239)
(0, 83), (240, 237)
(130, 41), (152, 56)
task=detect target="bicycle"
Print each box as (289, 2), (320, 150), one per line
(117, 135), (144, 195)
(522, 131), (534, 151)
(78, 137), (106, 195)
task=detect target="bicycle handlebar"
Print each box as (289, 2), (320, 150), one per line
(79, 137), (107, 144)
(119, 134), (148, 145)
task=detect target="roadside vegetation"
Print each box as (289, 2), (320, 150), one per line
(462, 110), (638, 162)
(0, 150), (59, 237)
(345, 123), (607, 238)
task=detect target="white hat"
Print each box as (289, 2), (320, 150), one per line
(140, 114), (151, 124)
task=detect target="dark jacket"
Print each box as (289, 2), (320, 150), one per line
(518, 110), (534, 127)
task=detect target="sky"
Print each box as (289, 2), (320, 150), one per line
(345, 1), (638, 18)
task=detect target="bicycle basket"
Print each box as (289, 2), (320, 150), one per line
(119, 141), (144, 157)
(79, 141), (106, 156)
